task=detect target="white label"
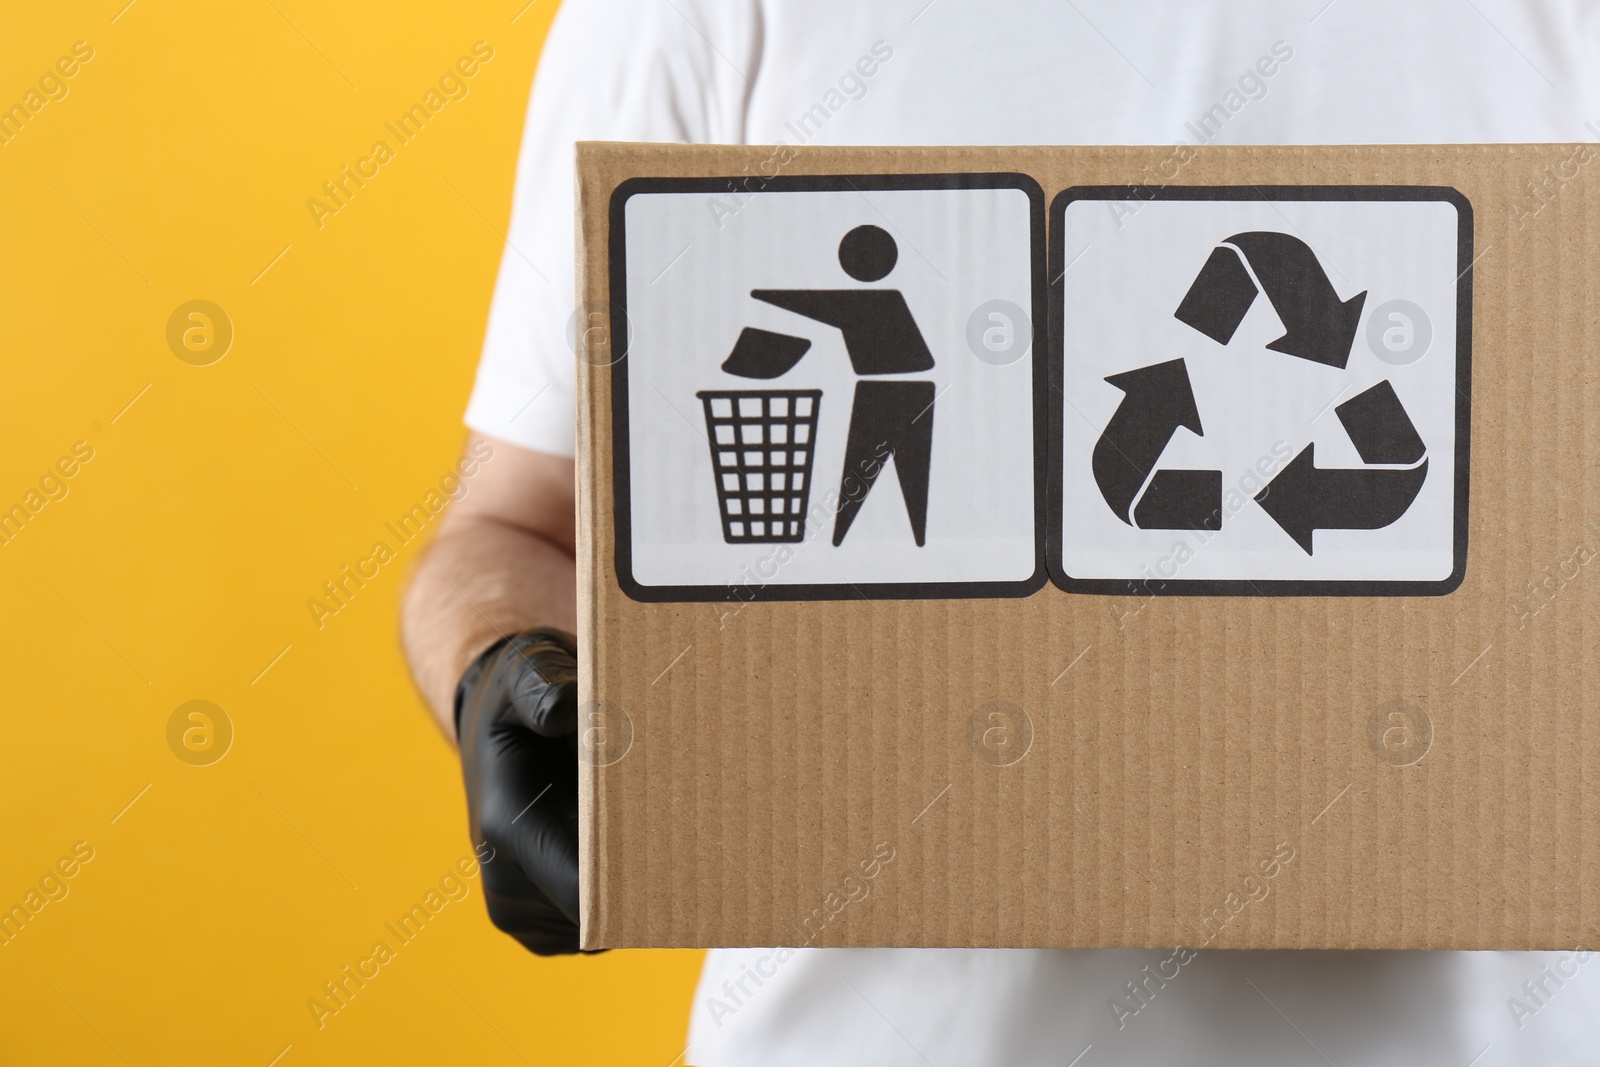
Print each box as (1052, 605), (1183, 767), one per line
(616, 179), (1043, 599)
(1055, 192), (1466, 593)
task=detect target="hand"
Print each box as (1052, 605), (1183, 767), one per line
(455, 628), (581, 955)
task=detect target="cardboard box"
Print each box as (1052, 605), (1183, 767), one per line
(576, 141), (1596, 951)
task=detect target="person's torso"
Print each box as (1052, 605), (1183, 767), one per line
(727, 0), (1599, 147)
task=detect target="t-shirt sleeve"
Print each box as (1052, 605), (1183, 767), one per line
(465, 0), (760, 456)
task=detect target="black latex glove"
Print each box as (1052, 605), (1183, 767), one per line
(455, 628), (581, 955)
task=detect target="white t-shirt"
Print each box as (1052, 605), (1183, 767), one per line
(466, 2), (1600, 1063)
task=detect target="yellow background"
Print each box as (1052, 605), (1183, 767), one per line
(0, 2), (702, 1062)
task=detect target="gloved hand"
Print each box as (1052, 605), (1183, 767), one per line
(455, 628), (582, 955)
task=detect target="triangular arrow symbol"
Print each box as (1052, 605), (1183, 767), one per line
(1224, 231), (1366, 368)
(1092, 358), (1205, 525)
(1254, 444), (1428, 554)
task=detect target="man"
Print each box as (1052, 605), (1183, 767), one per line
(402, 1), (1600, 1062)
(748, 223), (937, 547)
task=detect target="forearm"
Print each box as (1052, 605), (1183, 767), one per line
(402, 515), (576, 738)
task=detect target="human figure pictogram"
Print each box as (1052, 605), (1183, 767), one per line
(724, 224), (935, 547)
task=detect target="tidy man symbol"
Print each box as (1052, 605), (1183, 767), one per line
(722, 224), (936, 547)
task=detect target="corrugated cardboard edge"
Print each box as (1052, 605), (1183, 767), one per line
(575, 149), (603, 949)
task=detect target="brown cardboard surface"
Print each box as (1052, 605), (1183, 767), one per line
(576, 142), (1598, 950)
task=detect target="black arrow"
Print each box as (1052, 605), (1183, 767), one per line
(1224, 231), (1366, 369)
(1133, 469), (1223, 531)
(1335, 380), (1425, 465)
(1254, 444), (1428, 554)
(1174, 245), (1258, 345)
(1093, 358), (1205, 525)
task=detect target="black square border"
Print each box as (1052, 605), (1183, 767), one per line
(1046, 185), (1472, 597)
(610, 173), (1050, 604)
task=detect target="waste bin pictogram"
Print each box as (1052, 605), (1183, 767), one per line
(697, 389), (822, 544)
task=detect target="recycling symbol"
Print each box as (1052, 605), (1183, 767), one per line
(1091, 230), (1428, 554)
